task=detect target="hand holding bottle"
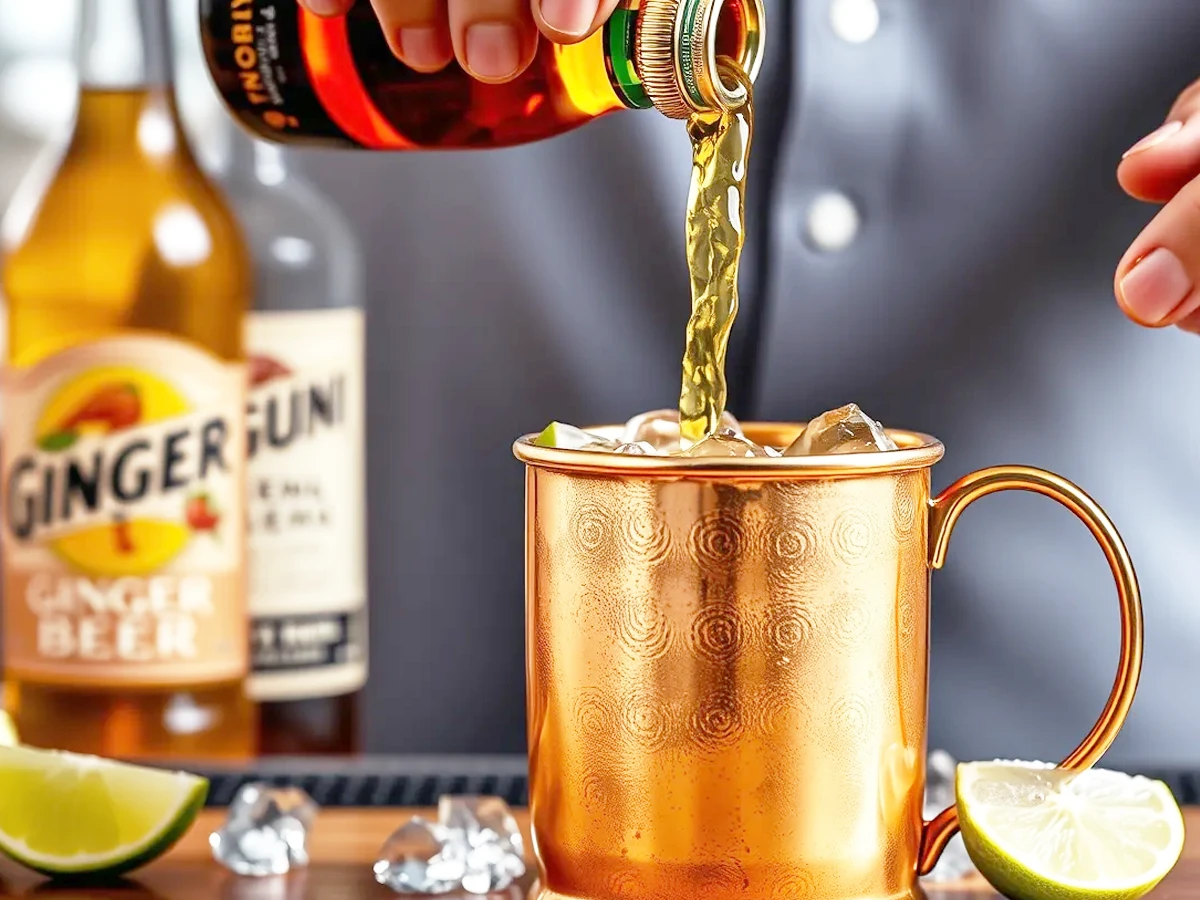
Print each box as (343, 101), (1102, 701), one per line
(296, 0), (619, 83)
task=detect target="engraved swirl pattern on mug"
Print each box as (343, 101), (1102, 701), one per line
(769, 870), (817, 900)
(621, 690), (675, 751)
(580, 763), (620, 809)
(827, 692), (875, 743)
(526, 461), (947, 900)
(749, 680), (810, 735)
(617, 599), (674, 661)
(607, 870), (648, 899)
(687, 507), (749, 571)
(892, 474), (920, 540)
(897, 581), (928, 746)
(759, 600), (815, 658)
(570, 499), (616, 555)
(573, 686), (618, 739)
(696, 859), (750, 895)
(830, 507), (874, 564)
(691, 687), (744, 750)
(689, 601), (747, 663)
(827, 591), (871, 650)
(619, 484), (673, 566)
(765, 513), (819, 594)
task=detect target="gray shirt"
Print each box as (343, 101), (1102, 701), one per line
(300, 0), (1200, 767)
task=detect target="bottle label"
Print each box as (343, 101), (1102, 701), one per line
(208, 0), (375, 148)
(1, 337), (248, 688)
(246, 308), (367, 701)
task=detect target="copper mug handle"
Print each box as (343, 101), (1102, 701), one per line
(917, 466), (1145, 875)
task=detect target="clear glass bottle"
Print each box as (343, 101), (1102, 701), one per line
(1, 0), (253, 761)
(220, 125), (367, 754)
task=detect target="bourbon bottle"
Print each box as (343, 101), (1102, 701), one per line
(198, 0), (764, 150)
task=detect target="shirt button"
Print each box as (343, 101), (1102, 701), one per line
(829, 0), (881, 44)
(804, 191), (862, 253)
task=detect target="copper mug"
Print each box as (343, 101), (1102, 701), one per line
(514, 423), (1143, 900)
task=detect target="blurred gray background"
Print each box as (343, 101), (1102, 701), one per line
(2, 0), (1198, 769)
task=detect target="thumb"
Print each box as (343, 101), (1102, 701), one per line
(1118, 80), (1200, 203)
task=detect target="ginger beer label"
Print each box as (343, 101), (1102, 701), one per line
(1, 337), (248, 687)
(246, 309), (367, 701)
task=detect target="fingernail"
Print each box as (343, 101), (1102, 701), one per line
(464, 23), (521, 80)
(303, 0), (344, 15)
(398, 27), (447, 70)
(1122, 120), (1184, 159)
(1119, 247), (1193, 324)
(538, 0), (598, 36)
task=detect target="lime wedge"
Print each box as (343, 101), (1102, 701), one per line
(533, 422), (606, 449)
(957, 760), (1185, 900)
(0, 745), (207, 877)
(0, 712), (19, 747)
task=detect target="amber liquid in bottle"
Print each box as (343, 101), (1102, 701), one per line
(199, 0), (755, 150)
(1, 0), (254, 761)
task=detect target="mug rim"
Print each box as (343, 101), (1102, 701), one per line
(513, 421), (946, 476)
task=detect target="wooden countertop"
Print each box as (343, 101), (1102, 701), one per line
(0, 808), (1193, 899)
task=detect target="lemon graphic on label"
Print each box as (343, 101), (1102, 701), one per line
(36, 367), (193, 577)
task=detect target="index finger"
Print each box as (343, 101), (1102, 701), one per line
(1118, 80), (1200, 204)
(532, 0), (619, 44)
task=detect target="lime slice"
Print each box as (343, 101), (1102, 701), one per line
(533, 422), (606, 449)
(0, 712), (18, 747)
(0, 745), (207, 877)
(957, 760), (1185, 900)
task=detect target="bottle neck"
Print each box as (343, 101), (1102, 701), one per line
(629, 0), (764, 119)
(77, 0), (173, 90)
(225, 127), (293, 188)
(72, 0), (188, 156)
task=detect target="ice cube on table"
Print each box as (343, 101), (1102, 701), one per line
(920, 749), (979, 883)
(784, 404), (897, 456)
(681, 429), (772, 458)
(374, 817), (468, 894)
(210, 784), (317, 876)
(374, 796), (526, 895)
(532, 421), (616, 451)
(621, 409), (742, 452)
(439, 796), (526, 893)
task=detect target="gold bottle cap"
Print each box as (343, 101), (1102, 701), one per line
(635, 0), (765, 119)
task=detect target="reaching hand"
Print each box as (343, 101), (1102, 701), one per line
(296, 0), (620, 83)
(1116, 79), (1200, 333)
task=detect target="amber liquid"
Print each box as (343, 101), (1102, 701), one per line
(2, 90), (254, 761)
(678, 63), (753, 447)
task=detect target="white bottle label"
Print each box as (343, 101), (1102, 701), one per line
(245, 308), (367, 701)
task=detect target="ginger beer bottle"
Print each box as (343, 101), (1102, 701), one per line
(220, 127), (367, 754)
(198, 0), (763, 150)
(1, 0), (254, 760)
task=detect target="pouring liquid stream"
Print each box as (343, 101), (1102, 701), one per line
(678, 60), (754, 449)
